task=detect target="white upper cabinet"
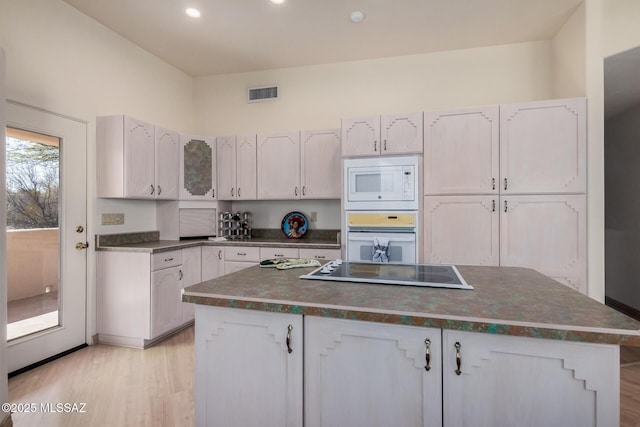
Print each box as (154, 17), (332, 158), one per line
(342, 113), (423, 157)
(179, 134), (217, 200)
(154, 126), (180, 200)
(300, 129), (341, 199)
(500, 98), (587, 195)
(424, 106), (499, 195)
(217, 134), (257, 201)
(257, 131), (301, 199)
(97, 115), (156, 199)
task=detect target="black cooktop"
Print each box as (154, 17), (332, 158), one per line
(299, 261), (473, 290)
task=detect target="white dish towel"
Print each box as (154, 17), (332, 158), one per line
(372, 237), (390, 263)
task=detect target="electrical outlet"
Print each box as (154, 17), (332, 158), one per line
(310, 211), (317, 222)
(102, 213), (124, 225)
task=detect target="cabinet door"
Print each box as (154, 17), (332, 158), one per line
(257, 131), (300, 199)
(500, 194), (587, 293)
(380, 112), (423, 155)
(442, 330), (619, 427)
(216, 135), (236, 200)
(124, 116), (155, 199)
(235, 134), (257, 200)
(301, 129), (341, 199)
(298, 248), (341, 262)
(424, 195), (499, 266)
(424, 106), (499, 195)
(150, 265), (183, 338)
(259, 247), (299, 260)
(202, 246), (224, 281)
(155, 126), (179, 200)
(305, 316), (442, 427)
(181, 247), (201, 323)
(180, 134), (217, 200)
(500, 98), (586, 194)
(341, 115), (380, 157)
(195, 306), (303, 427)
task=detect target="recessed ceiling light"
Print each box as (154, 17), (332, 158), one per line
(185, 8), (201, 18)
(350, 11), (365, 23)
(270, 0), (286, 4)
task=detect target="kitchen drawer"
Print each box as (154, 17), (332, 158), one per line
(299, 248), (341, 261)
(259, 247), (299, 260)
(151, 250), (183, 271)
(224, 246), (260, 262)
(223, 261), (258, 275)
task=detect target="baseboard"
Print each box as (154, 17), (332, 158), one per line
(1, 413), (13, 427)
(605, 296), (640, 321)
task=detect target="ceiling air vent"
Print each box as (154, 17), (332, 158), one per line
(248, 85), (279, 103)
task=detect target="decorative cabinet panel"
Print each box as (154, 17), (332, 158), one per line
(423, 195), (499, 266)
(305, 316), (442, 427)
(217, 134), (257, 200)
(442, 330), (619, 427)
(300, 129), (341, 199)
(195, 306), (303, 427)
(500, 194), (587, 293)
(424, 106), (499, 195)
(257, 131), (301, 199)
(180, 134), (217, 200)
(500, 98), (587, 195)
(154, 126), (180, 199)
(97, 115), (169, 199)
(341, 113), (423, 157)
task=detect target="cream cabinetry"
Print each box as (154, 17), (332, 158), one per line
(97, 115), (179, 199)
(202, 246), (224, 282)
(181, 246), (201, 323)
(216, 134), (257, 200)
(442, 330), (618, 427)
(260, 247), (299, 260)
(195, 306), (303, 427)
(341, 112), (423, 157)
(223, 246), (260, 275)
(305, 316), (442, 427)
(257, 130), (341, 200)
(180, 134), (217, 200)
(298, 248), (341, 262)
(424, 106), (499, 195)
(97, 249), (194, 347)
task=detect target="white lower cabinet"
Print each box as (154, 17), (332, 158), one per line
(195, 306), (303, 427)
(180, 247), (201, 323)
(305, 316), (442, 427)
(298, 248), (341, 261)
(201, 246), (224, 281)
(195, 310), (619, 427)
(442, 330), (619, 427)
(223, 246), (260, 275)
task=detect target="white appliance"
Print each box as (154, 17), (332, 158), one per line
(345, 211), (418, 264)
(344, 155), (419, 211)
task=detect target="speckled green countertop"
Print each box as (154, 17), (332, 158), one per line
(183, 264), (640, 346)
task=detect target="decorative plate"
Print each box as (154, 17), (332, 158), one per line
(281, 211), (308, 239)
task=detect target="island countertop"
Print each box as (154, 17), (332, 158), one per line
(183, 263), (640, 346)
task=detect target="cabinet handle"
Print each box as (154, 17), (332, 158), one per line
(150, 184), (155, 195)
(504, 178), (508, 191)
(492, 199), (496, 212)
(238, 188), (241, 197)
(384, 140), (387, 151)
(178, 269), (183, 280)
(455, 342), (462, 375)
(217, 250), (222, 260)
(492, 178), (496, 190)
(231, 188), (234, 197)
(157, 185), (162, 195)
(295, 186), (298, 196)
(315, 255), (326, 260)
(504, 200), (508, 213)
(302, 186), (306, 196)
(237, 252), (246, 256)
(275, 253), (284, 257)
(164, 257), (174, 262)
(374, 140), (377, 152)
(424, 338), (431, 371)
(286, 324), (293, 354)
(212, 188), (215, 198)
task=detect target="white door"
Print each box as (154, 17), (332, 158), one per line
(5, 101), (87, 373)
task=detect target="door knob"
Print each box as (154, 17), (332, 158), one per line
(75, 242), (89, 250)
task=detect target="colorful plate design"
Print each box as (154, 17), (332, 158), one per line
(281, 211), (308, 239)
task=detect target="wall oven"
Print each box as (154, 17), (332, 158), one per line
(345, 212), (417, 264)
(344, 155), (419, 211)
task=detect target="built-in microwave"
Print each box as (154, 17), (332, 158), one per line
(344, 155), (419, 210)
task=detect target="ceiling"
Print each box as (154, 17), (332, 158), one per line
(62, 0), (584, 77)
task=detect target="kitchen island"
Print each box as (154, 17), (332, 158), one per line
(183, 264), (640, 427)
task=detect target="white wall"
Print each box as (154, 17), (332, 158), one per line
(604, 0), (640, 57)
(552, 3), (586, 98)
(0, 0), (194, 350)
(1, 46), (10, 426)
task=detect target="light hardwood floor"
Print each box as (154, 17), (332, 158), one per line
(7, 326), (640, 426)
